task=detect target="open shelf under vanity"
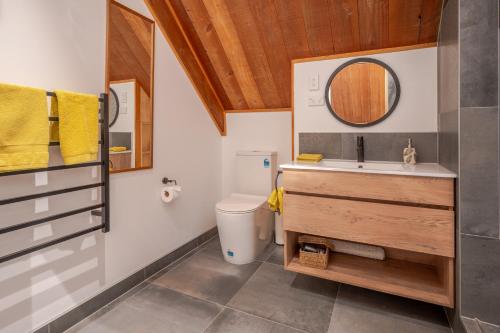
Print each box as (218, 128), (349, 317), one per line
(284, 231), (454, 307)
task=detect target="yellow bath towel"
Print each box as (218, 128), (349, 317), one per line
(53, 90), (99, 165)
(109, 146), (128, 152)
(268, 187), (284, 214)
(297, 153), (323, 162)
(0, 83), (49, 172)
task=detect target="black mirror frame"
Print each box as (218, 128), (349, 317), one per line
(324, 57), (401, 127)
(108, 87), (120, 128)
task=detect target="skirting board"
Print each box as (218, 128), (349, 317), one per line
(33, 227), (218, 333)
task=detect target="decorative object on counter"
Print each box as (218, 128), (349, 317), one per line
(298, 234), (334, 269)
(296, 153), (323, 162)
(329, 239), (385, 260)
(403, 138), (417, 165)
(325, 58), (400, 127)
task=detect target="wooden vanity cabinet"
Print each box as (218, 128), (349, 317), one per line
(282, 169), (455, 308)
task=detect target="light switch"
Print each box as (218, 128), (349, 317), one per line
(307, 95), (324, 106)
(34, 172), (48, 186)
(121, 92), (127, 102)
(308, 73), (320, 91)
(35, 198), (49, 213)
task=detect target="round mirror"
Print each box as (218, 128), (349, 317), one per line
(108, 87), (119, 128)
(325, 58), (400, 127)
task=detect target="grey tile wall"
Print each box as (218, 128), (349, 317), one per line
(455, 0), (500, 330)
(460, 0), (498, 107)
(461, 234), (500, 326)
(299, 132), (437, 162)
(460, 107), (499, 238)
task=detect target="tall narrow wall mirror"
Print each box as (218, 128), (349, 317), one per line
(106, 0), (154, 172)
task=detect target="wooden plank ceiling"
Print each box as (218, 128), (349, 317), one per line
(146, 0), (442, 134)
(109, 0), (154, 95)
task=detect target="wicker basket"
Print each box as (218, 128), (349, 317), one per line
(298, 235), (334, 269)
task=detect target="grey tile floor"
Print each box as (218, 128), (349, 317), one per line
(67, 236), (451, 333)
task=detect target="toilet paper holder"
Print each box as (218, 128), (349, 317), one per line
(162, 177), (177, 185)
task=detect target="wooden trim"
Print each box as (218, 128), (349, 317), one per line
(291, 59), (295, 160)
(109, 78), (137, 85)
(110, 166), (153, 174)
(291, 42), (437, 64)
(145, 0), (226, 135)
(224, 108), (291, 113)
(109, 0), (154, 24)
(134, 81), (141, 167)
(150, 21), (155, 168)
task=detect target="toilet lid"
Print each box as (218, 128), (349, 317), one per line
(216, 193), (267, 213)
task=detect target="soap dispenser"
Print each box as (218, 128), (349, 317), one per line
(403, 138), (417, 165)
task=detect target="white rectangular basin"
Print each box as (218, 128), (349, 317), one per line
(280, 159), (456, 178)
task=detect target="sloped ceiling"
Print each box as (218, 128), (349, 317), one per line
(146, 0), (443, 134)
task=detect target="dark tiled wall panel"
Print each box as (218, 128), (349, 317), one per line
(461, 234), (500, 325)
(460, 0), (498, 107)
(457, 0), (500, 328)
(299, 132), (437, 162)
(460, 107), (499, 238)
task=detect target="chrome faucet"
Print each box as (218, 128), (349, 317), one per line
(357, 136), (364, 163)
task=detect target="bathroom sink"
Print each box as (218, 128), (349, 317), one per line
(320, 160), (407, 171)
(280, 159), (456, 178)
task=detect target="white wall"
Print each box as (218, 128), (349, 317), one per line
(0, 1), (221, 332)
(221, 112), (292, 198)
(294, 47), (438, 156)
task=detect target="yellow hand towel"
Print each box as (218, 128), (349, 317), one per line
(0, 83), (49, 172)
(109, 146), (128, 152)
(297, 153), (323, 162)
(54, 90), (99, 165)
(267, 187), (284, 214)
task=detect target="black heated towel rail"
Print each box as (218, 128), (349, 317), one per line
(0, 91), (110, 264)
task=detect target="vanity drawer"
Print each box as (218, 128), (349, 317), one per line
(283, 170), (454, 207)
(283, 193), (454, 257)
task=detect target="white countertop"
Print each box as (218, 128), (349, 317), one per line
(280, 159), (457, 178)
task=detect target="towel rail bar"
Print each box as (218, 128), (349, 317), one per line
(49, 140), (103, 146)
(0, 203), (105, 235)
(49, 116), (104, 123)
(0, 182), (105, 206)
(0, 224), (105, 264)
(0, 161), (104, 177)
(0, 91), (110, 263)
(46, 91), (104, 103)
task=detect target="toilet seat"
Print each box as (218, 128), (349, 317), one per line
(216, 193), (267, 214)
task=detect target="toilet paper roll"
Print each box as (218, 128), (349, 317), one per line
(160, 185), (182, 203)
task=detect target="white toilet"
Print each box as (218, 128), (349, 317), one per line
(216, 151), (277, 265)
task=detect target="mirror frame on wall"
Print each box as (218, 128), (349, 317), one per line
(325, 58), (401, 127)
(105, 0), (155, 174)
